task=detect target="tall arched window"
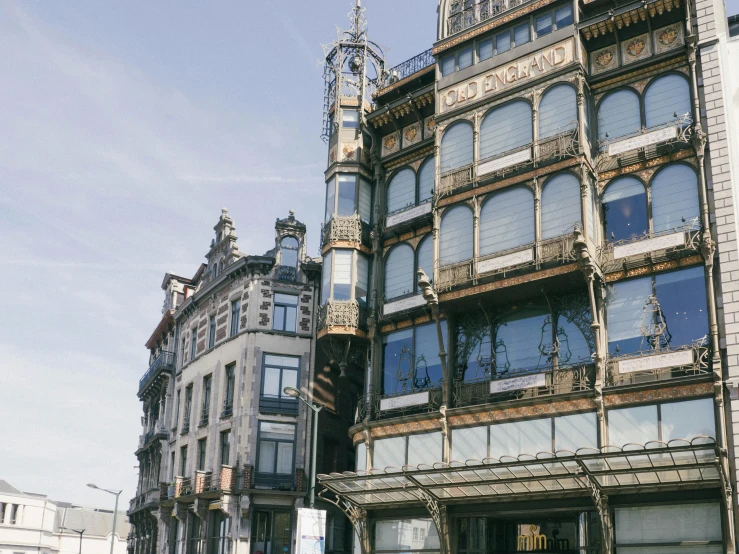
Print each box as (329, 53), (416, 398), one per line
(651, 164), (699, 232)
(539, 84), (578, 139)
(479, 187), (535, 255)
(384, 244), (415, 300)
(416, 235), (434, 289)
(602, 177), (648, 241)
(387, 168), (416, 214)
(479, 101), (533, 159)
(418, 157), (435, 203)
(541, 173), (582, 239)
(644, 74), (692, 128)
(598, 89), (641, 141)
(440, 205), (473, 264)
(280, 236), (299, 268)
(440, 122), (474, 173)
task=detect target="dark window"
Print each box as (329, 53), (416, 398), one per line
(260, 354), (300, 414)
(220, 431), (231, 466)
(201, 375), (212, 425)
(272, 294), (298, 332)
(555, 5), (573, 28)
(174, 390), (181, 430)
(180, 446), (188, 477)
(602, 177), (648, 241)
(187, 513), (201, 554)
(256, 421), (296, 486)
(190, 328), (197, 360)
(382, 321), (448, 395)
(170, 451), (176, 481)
(168, 518), (179, 554)
(223, 363), (235, 416)
(230, 300), (240, 337)
(183, 385), (193, 432)
(280, 236), (299, 269)
(197, 439), (206, 471)
(730, 14), (739, 37)
(208, 315), (216, 349)
(208, 511), (231, 554)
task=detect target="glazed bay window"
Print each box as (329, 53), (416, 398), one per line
(382, 321), (448, 395)
(229, 300), (240, 337)
(606, 266), (708, 355)
(320, 249), (370, 306)
(606, 398), (715, 446)
(386, 157), (435, 218)
(260, 354), (299, 414)
(325, 173), (372, 222)
(272, 293), (298, 332)
(372, 432), (443, 468)
(256, 421), (296, 485)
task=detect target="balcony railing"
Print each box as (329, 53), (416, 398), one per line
(221, 400), (233, 419)
(138, 421), (167, 449)
(376, 49), (435, 91)
(181, 414), (191, 434)
(357, 387), (443, 422)
(320, 215), (370, 249)
(277, 265), (297, 282)
(605, 343), (710, 387)
(317, 300), (368, 332)
(447, 0), (535, 37)
(138, 351), (176, 396)
(454, 363), (596, 408)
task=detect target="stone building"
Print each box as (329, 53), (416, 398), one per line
(128, 210), (323, 554)
(315, 0), (739, 553)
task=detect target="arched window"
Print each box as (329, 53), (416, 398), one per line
(385, 244), (415, 300)
(496, 308), (550, 372)
(644, 74), (692, 128)
(602, 177), (647, 241)
(280, 236), (299, 268)
(480, 101), (533, 159)
(541, 173), (582, 239)
(598, 89), (641, 141)
(651, 164), (699, 232)
(418, 157), (435, 203)
(416, 235), (434, 289)
(387, 168), (416, 214)
(539, 84), (577, 139)
(479, 187), (535, 255)
(440, 122), (474, 173)
(440, 205), (473, 264)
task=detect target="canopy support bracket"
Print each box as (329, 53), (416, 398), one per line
(577, 460), (613, 554)
(318, 488), (369, 554)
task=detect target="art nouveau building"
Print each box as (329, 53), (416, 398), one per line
(316, 0), (739, 553)
(128, 210), (323, 554)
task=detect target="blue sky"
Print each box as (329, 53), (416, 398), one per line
(0, 0), (436, 508)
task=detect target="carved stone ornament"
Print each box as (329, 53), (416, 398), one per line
(424, 115), (436, 139)
(591, 46), (618, 75)
(622, 33), (652, 65)
(654, 24), (684, 54)
(342, 142), (357, 162)
(403, 122), (422, 148)
(381, 131), (400, 157)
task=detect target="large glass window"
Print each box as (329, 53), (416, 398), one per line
(373, 436), (405, 468)
(325, 179), (335, 222)
(280, 236), (299, 269)
(385, 244), (415, 300)
(541, 173), (581, 239)
(230, 300), (240, 337)
(602, 177), (648, 241)
(496, 308), (550, 372)
(416, 235), (434, 290)
(342, 109), (359, 129)
(651, 164), (699, 232)
(387, 168), (416, 214)
(479, 187), (535, 255)
(356, 253), (370, 306)
(333, 250), (353, 301)
(490, 418), (551, 457)
(272, 293), (298, 332)
(338, 175), (357, 216)
(644, 73), (692, 128)
(373, 433), (443, 468)
(418, 157), (435, 203)
(554, 412), (598, 452)
(382, 321), (448, 395)
(321, 251), (332, 304)
(440, 205), (473, 264)
(598, 89), (641, 141)
(606, 267), (708, 355)
(356, 442), (367, 472)
(257, 421), (295, 476)
(326, 174), (371, 221)
(374, 518), (440, 552)
(479, 101), (532, 159)
(539, 84), (577, 139)
(440, 122), (474, 173)
(451, 425), (488, 461)
(261, 354), (299, 411)
(322, 249), (369, 305)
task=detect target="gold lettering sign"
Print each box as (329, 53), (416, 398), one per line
(439, 38), (575, 113)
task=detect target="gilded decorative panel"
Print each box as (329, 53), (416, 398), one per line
(341, 142), (358, 162)
(424, 116), (436, 140)
(622, 33), (652, 65)
(591, 45), (619, 75)
(403, 122), (422, 148)
(328, 145), (337, 166)
(653, 24), (684, 54)
(381, 131), (400, 158)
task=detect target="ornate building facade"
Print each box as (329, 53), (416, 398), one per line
(316, 0), (739, 553)
(128, 210), (324, 554)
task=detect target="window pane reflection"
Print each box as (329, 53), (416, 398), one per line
(338, 175), (357, 216)
(661, 398), (715, 441)
(496, 309), (549, 373)
(407, 432), (443, 466)
(452, 426), (487, 461)
(374, 518), (440, 551)
(555, 413), (597, 452)
(373, 436), (405, 468)
(607, 405), (658, 446)
(654, 267), (708, 347)
(490, 418), (552, 457)
(602, 177), (648, 241)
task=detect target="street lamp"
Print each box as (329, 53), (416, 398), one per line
(283, 386), (324, 508)
(87, 483), (122, 554)
(59, 526), (85, 554)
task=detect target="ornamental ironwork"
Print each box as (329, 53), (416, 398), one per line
(536, 127), (579, 163)
(437, 164), (474, 199)
(436, 258), (474, 292)
(318, 300), (367, 330)
(447, 0), (535, 36)
(361, 386), (444, 421)
(376, 49), (435, 90)
(321, 215), (369, 248)
(605, 342), (710, 387)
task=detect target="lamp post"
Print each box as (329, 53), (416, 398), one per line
(417, 269), (449, 402)
(283, 386), (324, 508)
(59, 526), (85, 554)
(87, 483), (122, 554)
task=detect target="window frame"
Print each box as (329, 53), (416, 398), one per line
(208, 315), (216, 349)
(197, 438), (207, 471)
(229, 300), (240, 338)
(321, 248), (371, 305)
(272, 293), (298, 333)
(190, 328), (197, 361)
(223, 363), (235, 416)
(259, 353), (301, 415)
(220, 430), (231, 466)
(201, 375), (212, 426)
(325, 173), (373, 223)
(255, 420), (297, 485)
(386, 157), (435, 218)
(180, 445), (188, 477)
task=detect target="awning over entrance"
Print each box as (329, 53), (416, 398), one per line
(318, 437), (720, 508)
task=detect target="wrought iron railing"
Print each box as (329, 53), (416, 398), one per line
(536, 127), (579, 163)
(454, 363), (595, 408)
(221, 400), (233, 419)
(436, 258), (475, 292)
(447, 0), (535, 36)
(139, 421), (167, 448)
(320, 215), (370, 248)
(605, 343), (710, 387)
(138, 351), (176, 395)
(318, 300), (367, 331)
(277, 265), (297, 282)
(437, 164), (474, 198)
(356, 387), (444, 422)
(377, 49), (435, 90)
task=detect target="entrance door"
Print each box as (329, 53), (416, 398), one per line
(252, 510), (293, 554)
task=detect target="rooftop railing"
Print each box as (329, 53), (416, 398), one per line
(447, 0), (535, 37)
(376, 49), (435, 91)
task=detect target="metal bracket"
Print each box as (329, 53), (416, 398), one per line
(410, 485), (450, 554)
(318, 488), (369, 554)
(576, 460), (613, 554)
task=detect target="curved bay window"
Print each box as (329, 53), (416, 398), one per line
(602, 163), (699, 242)
(538, 83), (578, 139)
(440, 205), (474, 265)
(479, 187), (535, 255)
(386, 156), (435, 216)
(479, 100), (532, 160)
(325, 173), (372, 223)
(456, 292), (594, 383)
(321, 249), (370, 306)
(382, 321), (448, 395)
(605, 266), (708, 355)
(440, 121), (474, 173)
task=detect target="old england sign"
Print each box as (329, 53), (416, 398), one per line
(439, 38), (575, 113)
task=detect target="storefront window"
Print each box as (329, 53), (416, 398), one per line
(554, 412), (598, 452)
(373, 436), (405, 468)
(373, 518), (440, 552)
(373, 433), (443, 469)
(457, 516), (580, 553)
(490, 418), (551, 457)
(451, 425), (487, 461)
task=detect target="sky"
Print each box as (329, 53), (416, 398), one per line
(0, 0), (436, 509)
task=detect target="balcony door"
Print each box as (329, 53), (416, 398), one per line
(252, 510), (292, 554)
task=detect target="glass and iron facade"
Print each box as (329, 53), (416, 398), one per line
(317, 1), (739, 553)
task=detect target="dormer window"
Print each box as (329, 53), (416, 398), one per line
(281, 237), (299, 268)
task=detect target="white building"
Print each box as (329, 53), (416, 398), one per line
(0, 480), (129, 554)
